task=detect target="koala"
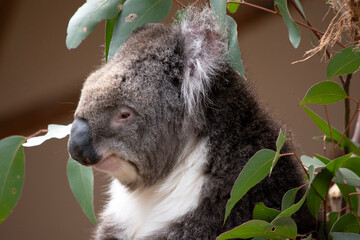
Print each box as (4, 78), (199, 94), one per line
(68, 8), (315, 240)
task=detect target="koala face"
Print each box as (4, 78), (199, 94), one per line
(69, 24), (189, 188)
(68, 9), (228, 188)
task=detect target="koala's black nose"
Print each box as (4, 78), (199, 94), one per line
(68, 119), (99, 166)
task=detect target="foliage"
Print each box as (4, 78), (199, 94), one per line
(1, 1), (360, 239)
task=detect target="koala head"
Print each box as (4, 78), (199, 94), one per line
(68, 9), (228, 189)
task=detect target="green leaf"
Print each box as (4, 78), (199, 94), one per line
(300, 155), (326, 170)
(334, 168), (360, 186)
(224, 149), (276, 223)
(281, 187), (298, 211)
(271, 129), (286, 174)
(301, 105), (360, 156)
(227, 0), (242, 14)
(217, 218), (296, 240)
(341, 157), (360, 176)
(105, 15), (119, 62)
(330, 213), (360, 233)
(337, 184), (358, 214)
(274, 0), (301, 48)
(67, 157), (97, 225)
(300, 81), (348, 105)
(174, 7), (189, 24)
(226, 15), (246, 79)
(253, 202), (280, 222)
(293, 0), (306, 19)
(209, 0), (227, 24)
(327, 46), (360, 80)
(0, 136), (26, 223)
(331, 232), (360, 240)
(108, 0), (172, 60)
(267, 216), (297, 240)
(22, 124), (72, 147)
(307, 154), (352, 218)
(327, 212), (339, 232)
(66, 0), (124, 49)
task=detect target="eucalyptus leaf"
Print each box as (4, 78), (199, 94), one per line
(281, 187), (298, 211)
(334, 168), (360, 186)
(300, 81), (348, 105)
(209, 0), (227, 24)
(274, 0), (301, 48)
(226, 15), (246, 79)
(331, 232), (360, 240)
(267, 216), (297, 240)
(271, 129), (286, 174)
(330, 213), (360, 233)
(253, 202), (280, 222)
(67, 157), (97, 225)
(217, 219), (295, 240)
(0, 136), (26, 223)
(301, 105), (360, 156)
(108, 0), (172, 59)
(300, 155), (326, 170)
(66, 0), (124, 49)
(224, 149), (276, 223)
(337, 184), (358, 214)
(307, 154), (352, 219)
(327, 212), (339, 232)
(327, 46), (360, 80)
(227, 0), (242, 14)
(105, 16), (119, 62)
(23, 124), (72, 147)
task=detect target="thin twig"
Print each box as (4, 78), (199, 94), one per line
(26, 129), (48, 140)
(324, 105), (335, 158)
(279, 152), (295, 157)
(226, 1), (346, 48)
(191, 0), (201, 7)
(343, 74), (352, 138)
(334, 102), (360, 153)
(173, 0), (185, 8)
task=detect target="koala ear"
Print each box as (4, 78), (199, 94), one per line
(177, 8), (228, 116)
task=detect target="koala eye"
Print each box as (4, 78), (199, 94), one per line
(111, 107), (135, 127)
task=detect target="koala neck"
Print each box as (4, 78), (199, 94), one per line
(101, 137), (209, 239)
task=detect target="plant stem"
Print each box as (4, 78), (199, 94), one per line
(343, 74), (352, 139)
(26, 129), (48, 140)
(334, 102), (359, 153)
(173, 0), (185, 8)
(324, 105), (335, 158)
(226, 1), (346, 48)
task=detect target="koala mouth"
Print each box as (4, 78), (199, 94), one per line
(93, 154), (123, 173)
(93, 154), (140, 183)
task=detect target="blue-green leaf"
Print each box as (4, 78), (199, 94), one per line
(327, 46), (360, 80)
(224, 149), (276, 223)
(281, 187), (298, 211)
(67, 157), (97, 225)
(0, 136), (26, 223)
(66, 0), (124, 49)
(226, 15), (246, 79)
(209, 0), (227, 24)
(105, 15), (119, 62)
(331, 232), (360, 240)
(274, 0), (301, 48)
(108, 0), (172, 60)
(300, 81), (348, 105)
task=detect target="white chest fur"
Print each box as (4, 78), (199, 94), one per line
(102, 138), (209, 239)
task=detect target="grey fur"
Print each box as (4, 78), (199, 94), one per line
(71, 8), (315, 240)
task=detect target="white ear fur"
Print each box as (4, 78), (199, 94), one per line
(178, 8), (228, 117)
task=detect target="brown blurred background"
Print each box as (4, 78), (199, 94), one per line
(0, 0), (359, 239)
